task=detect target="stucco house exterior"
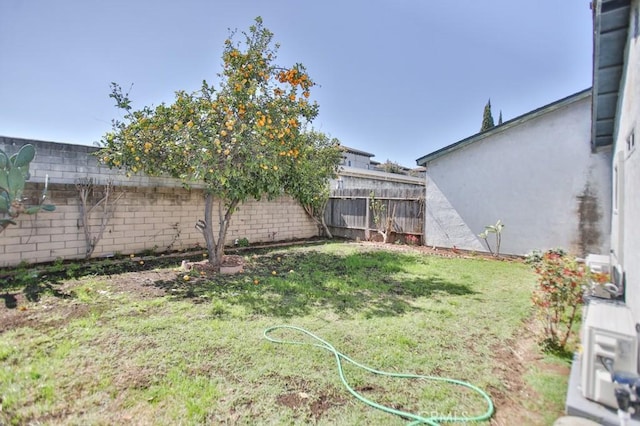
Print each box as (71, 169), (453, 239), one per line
(416, 90), (611, 256)
(340, 145), (425, 177)
(340, 146), (375, 169)
(597, 0), (640, 329)
(562, 0), (640, 422)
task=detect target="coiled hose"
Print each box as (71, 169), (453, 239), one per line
(264, 325), (494, 426)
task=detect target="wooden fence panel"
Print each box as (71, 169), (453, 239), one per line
(326, 188), (424, 236)
(325, 198), (368, 229)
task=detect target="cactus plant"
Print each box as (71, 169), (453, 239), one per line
(0, 144), (55, 233)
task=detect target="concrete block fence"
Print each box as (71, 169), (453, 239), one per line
(0, 137), (318, 268)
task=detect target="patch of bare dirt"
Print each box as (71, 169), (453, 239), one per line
(351, 240), (524, 262)
(276, 391), (347, 421)
(489, 321), (569, 425)
(99, 269), (177, 297)
(0, 269), (175, 333)
(0, 292), (90, 333)
(185, 254), (245, 276)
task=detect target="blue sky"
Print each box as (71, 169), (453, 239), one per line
(1, 0), (593, 167)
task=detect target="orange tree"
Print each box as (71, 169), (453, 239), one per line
(99, 17), (341, 267)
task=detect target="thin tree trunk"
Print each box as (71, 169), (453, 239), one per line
(320, 213), (333, 238)
(77, 184), (93, 257)
(202, 194), (240, 268)
(203, 193), (218, 265)
(561, 303), (579, 348)
(365, 197), (371, 241)
(303, 203), (333, 238)
(482, 239), (494, 256)
(213, 198), (239, 266)
(76, 179), (124, 259)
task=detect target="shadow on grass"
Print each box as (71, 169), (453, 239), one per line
(0, 278), (73, 308)
(0, 251), (206, 307)
(150, 250), (477, 318)
(540, 338), (575, 362)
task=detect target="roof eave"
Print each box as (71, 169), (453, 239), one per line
(591, 0), (631, 151)
(416, 89), (592, 166)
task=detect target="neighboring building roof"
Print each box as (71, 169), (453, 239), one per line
(338, 165), (424, 185)
(415, 89), (592, 166)
(591, 0), (631, 150)
(340, 145), (375, 157)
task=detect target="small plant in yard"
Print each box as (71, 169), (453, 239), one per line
(234, 237), (250, 247)
(405, 234), (420, 246)
(370, 193), (396, 243)
(528, 248), (589, 352)
(478, 220), (504, 257)
(0, 144), (55, 234)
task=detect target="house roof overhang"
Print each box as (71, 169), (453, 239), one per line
(340, 145), (376, 157)
(591, 0), (631, 150)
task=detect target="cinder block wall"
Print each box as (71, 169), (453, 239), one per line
(0, 137), (319, 267)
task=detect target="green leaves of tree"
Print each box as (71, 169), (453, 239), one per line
(98, 17), (341, 263)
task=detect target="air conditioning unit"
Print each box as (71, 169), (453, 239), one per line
(581, 299), (638, 409)
(585, 253), (611, 274)
(585, 254), (626, 300)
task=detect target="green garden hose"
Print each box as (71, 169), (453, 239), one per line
(263, 325), (494, 425)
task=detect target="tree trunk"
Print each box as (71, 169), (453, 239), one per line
(304, 203), (333, 239)
(203, 195), (240, 268)
(203, 193), (219, 265)
(365, 197), (371, 241)
(320, 214), (333, 239)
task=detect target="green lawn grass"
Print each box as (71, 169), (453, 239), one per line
(0, 242), (565, 425)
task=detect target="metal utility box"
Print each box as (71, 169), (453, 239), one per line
(581, 300), (637, 409)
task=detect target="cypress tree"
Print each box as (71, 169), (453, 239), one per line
(481, 99), (495, 132)
(498, 110), (503, 125)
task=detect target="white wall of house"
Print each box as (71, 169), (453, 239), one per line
(611, 0), (640, 324)
(342, 151), (373, 169)
(423, 92), (612, 256)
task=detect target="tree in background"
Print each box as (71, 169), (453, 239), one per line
(379, 160), (404, 175)
(498, 110), (503, 125)
(480, 99), (495, 132)
(283, 130), (342, 238)
(99, 17), (340, 268)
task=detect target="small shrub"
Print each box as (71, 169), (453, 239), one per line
(405, 234), (420, 246)
(529, 249), (589, 351)
(478, 220), (504, 256)
(235, 238), (249, 247)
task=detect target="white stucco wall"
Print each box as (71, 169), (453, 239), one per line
(424, 92), (612, 256)
(611, 0), (640, 324)
(342, 152), (372, 169)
